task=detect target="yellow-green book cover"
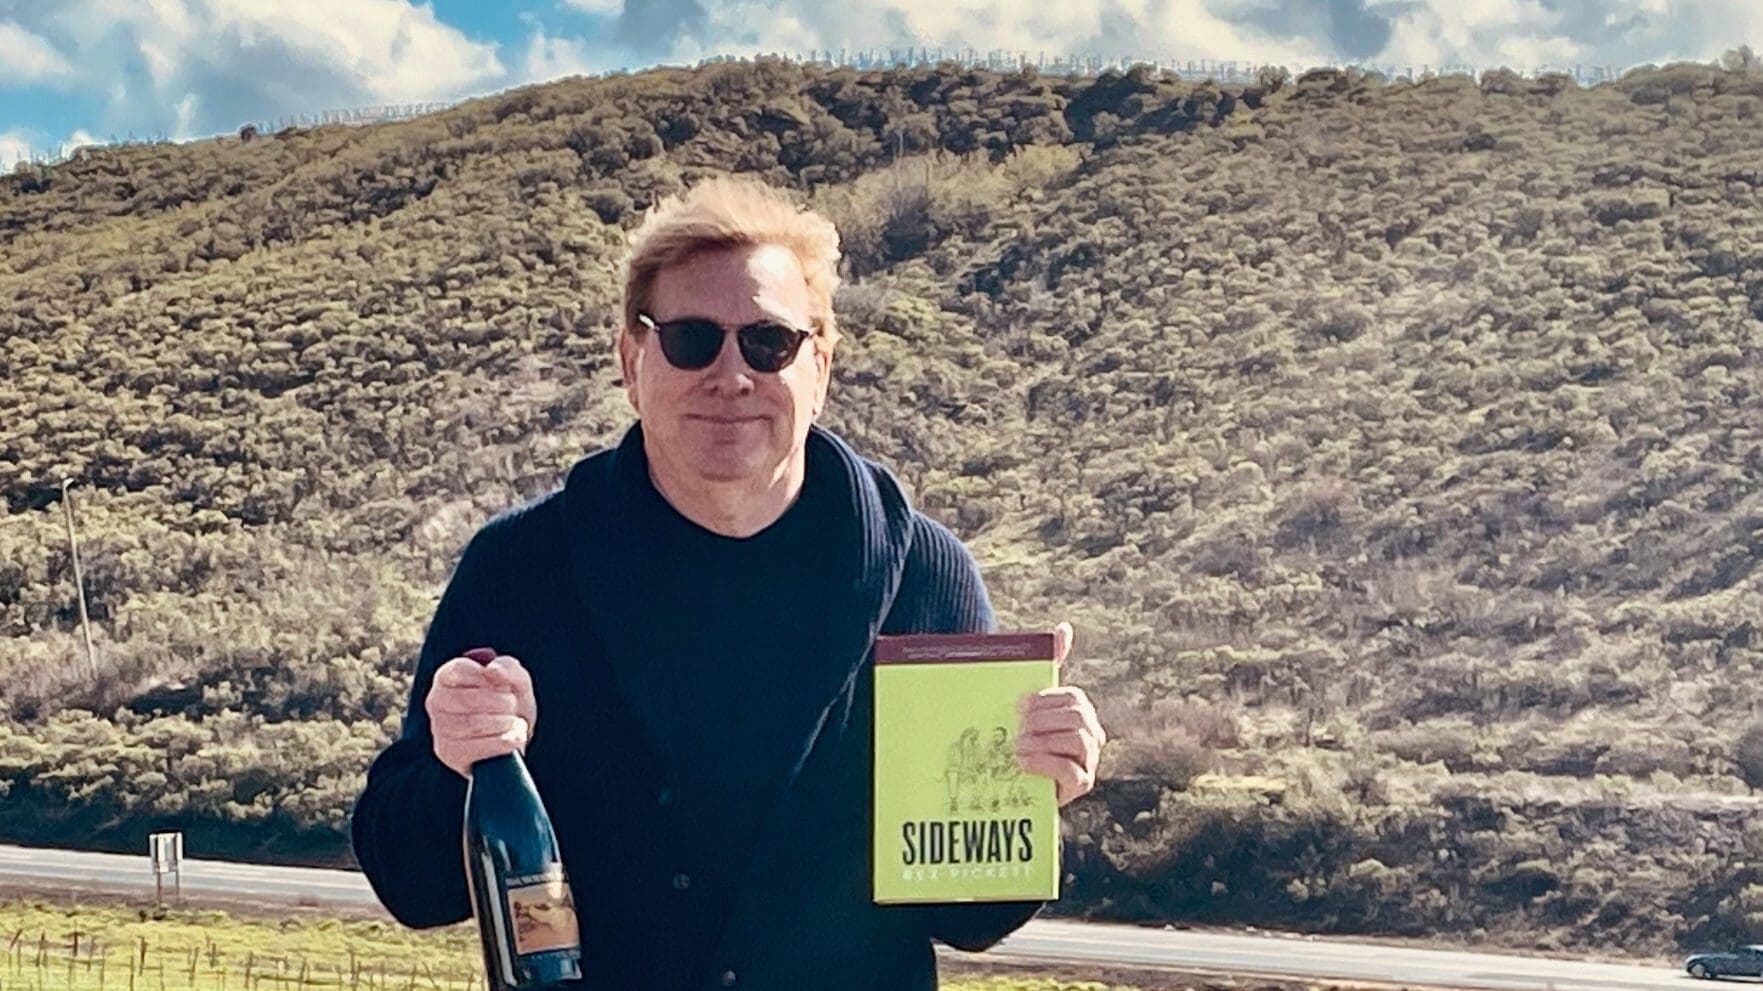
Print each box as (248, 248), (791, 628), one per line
(873, 631), (1061, 904)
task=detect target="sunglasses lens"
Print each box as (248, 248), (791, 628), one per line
(647, 317), (808, 372)
(655, 319), (724, 369)
(738, 323), (806, 373)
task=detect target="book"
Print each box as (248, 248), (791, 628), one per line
(872, 631), (1061, 904)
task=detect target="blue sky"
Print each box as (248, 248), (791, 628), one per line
(2, 0), (1759, 167)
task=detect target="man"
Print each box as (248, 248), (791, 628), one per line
(351, 176), (1107, 990)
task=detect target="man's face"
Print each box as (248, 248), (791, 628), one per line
(619, 243), (831, 487)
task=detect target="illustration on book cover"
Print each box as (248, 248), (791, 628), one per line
(942, 725), (1034, 814)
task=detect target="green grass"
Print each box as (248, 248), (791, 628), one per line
(0, 898), (482, 991)
(0, 900), (1141, 991)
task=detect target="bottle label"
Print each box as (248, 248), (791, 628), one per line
(505, 868), (580, 957)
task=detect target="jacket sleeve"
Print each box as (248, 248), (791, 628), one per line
(901, 515), (1048, 952)
(350, 529), (495, 928)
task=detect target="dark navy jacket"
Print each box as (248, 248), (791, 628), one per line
(351, 427), (1043, 989)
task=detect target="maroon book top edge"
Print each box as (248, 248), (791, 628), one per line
(874, 631), (1059, 663)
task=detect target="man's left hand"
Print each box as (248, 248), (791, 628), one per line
(1016, 621), (1106, 807)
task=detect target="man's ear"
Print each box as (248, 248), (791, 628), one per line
(812, 340), (833, 418)
(617, 329), (642, 414)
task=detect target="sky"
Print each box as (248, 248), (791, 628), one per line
(1, 0), (1759, 168)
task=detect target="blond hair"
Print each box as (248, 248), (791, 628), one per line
(622, 176), (843, 348)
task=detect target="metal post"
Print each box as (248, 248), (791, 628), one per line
(60, 479), (98, 678)
(150, 833), (182, 908)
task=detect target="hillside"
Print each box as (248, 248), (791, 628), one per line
(4, 57), (1763, 953)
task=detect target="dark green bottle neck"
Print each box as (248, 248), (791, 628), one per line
(473, 752), (524, 773)
(468, 752), (536, 801)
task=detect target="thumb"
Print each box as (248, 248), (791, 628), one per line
(1053, 621), (1075, 669)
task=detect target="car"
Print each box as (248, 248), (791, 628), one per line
(1686, 945), (1763, 979)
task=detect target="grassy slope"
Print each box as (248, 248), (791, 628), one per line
(4, 60), (1763, 952)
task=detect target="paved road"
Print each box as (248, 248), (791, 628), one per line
(985, 921), (1694, 989)
(0, 844), (1695, 990)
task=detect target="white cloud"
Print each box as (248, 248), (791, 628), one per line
(590, 0), (1395, 71)
(1371, 0), (1763, 71)
(0, 128), (35, 169)
(173, 93), (200, 138)
(21, 0), (506, 139)
(1140, 0), (1338, 64)
(598, 0), (1760, 71)
(1377, 0), (1576, 69)
(1610, 0), (1763, 65)
(521, 28), (613, 81)
(0, 20), (74, 81)
(62, 129), (99, 154)
(649, 0), (1300, 66)
(561, 0), (624, 15)
(0, 127), (111, 168)
(684, 3), (824, 58)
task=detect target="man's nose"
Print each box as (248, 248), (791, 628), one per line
(701, 328), (755, 393)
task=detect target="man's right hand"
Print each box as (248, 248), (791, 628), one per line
(425, 652), (539, 778)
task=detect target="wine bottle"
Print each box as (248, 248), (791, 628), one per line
(460, 647), (582, 991)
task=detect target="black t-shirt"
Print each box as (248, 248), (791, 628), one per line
(621, 447), (842, 880)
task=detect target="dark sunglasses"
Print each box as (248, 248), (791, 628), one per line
(635, 312), (816, 373)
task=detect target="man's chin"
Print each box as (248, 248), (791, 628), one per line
(687, 450), (775, 484)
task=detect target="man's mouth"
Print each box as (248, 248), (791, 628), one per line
(689, 414), (765, 424)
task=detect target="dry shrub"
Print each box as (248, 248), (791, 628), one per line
(1734, 719), (1763, 792)
(812, 146), (1081, 276)
(1105, 698), (1238, 789)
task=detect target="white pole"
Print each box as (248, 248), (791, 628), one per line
(60, 478), (98, 678)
